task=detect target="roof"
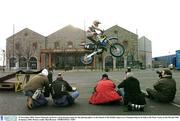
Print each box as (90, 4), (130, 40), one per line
(6, 28), (45, 40)
(105, 25), (137, 36)
(47, 24), (86, 37)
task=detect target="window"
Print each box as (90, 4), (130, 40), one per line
(114, 30), (118, 34)
(32, 42), (38, 50)
(29, 57), (37, 69)
(105, 56), (113, 68)
(19, 56), (27, 68)
(24, 32), (28, 36)
(67, 41), (73, 48)
(15, 42), (21, 50)
(10, 57), (16, 67)
(54, 41), (60, 49)
(123, 40), (128, 48)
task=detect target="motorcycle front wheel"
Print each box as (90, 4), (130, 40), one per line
(110, 43), (125, 57)
(80, 54), (93, 65)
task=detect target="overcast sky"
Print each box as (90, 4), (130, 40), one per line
(0, 0), (180, 64)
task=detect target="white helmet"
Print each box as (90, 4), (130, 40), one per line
(93, 20), (101, 26)
(41, 69), (48, 76)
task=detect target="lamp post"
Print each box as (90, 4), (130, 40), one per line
(2, 49), (5, 72)
(12, 24), (15, 70)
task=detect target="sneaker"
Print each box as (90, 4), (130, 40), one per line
(128, 104), (145, 111)
(127, 104), (133, 111)
(139, 107), (144, 111)
(27, 97), (33, 109)
(141, 90), (150, 98)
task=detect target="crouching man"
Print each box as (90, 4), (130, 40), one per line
(23, 69), (50, 109)
(89, 74), (122, 105)
(146, 69), (176, 103)
(117, 76), (146, 111)
(51, 73), (79, 106)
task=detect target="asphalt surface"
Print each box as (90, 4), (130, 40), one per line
(0, 69), (180, 115)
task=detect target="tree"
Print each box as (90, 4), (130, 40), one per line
(14, 40), (37, 70)
(122, 40), (136, 68)
(24, 41), (37, 70)
(15, 41), (23, 68)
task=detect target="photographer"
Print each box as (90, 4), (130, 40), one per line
(89, 74), (122, 105)
(156, 70), (163, 78)
(124, 67), (134, 79)
(23, 69), (50, 109)
(146, 69), (176, 103)
(51, 73), (79, 107)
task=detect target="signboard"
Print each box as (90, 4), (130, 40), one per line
(176, 50), (180, 69)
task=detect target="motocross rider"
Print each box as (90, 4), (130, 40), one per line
(86, 20), (104, 45)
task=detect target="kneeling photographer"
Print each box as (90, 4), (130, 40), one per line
(146, 69), (176, 103)
(51, 73), (79, 107)
(156, 70), (163, 78)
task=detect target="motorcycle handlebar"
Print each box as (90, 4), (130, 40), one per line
(100, 30), (104, 34)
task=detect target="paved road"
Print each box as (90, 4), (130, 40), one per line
(0, 69), (180, 115)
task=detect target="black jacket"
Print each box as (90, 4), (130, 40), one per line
(118, 76), (146, 105)
(51, 78), (73, 99)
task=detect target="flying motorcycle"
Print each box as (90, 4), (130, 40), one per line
(80, 33), (125, 65)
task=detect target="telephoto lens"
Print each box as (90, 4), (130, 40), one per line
(156, 70), (162, 78)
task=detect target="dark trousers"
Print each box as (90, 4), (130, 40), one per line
(53, 91), (79, 106)
(24, 90), (48, 108)
(87, 37), (98, 45)
(146, 88), (172, 103)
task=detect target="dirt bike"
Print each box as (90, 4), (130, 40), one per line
(80, 33), (125, 65)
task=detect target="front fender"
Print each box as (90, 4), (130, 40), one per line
(107, 37), (118, 41)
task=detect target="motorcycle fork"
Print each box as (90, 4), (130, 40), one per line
(86, 51), (98, 58)
(107, 40), (115, 49)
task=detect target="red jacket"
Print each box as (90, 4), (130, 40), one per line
(89, 79), (122, 104)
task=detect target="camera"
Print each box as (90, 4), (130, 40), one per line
(156, 70), (162, 78)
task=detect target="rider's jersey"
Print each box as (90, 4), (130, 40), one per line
(86, 25), (97, 38)
(87, 25), (96, 33)
(87, 25), (102, 38)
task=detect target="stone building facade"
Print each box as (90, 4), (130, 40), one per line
(6, 25), (142, 70)
(40, 25), (90, 69)
(101, 25), (138, 70)
(6, 28), (45, 70)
